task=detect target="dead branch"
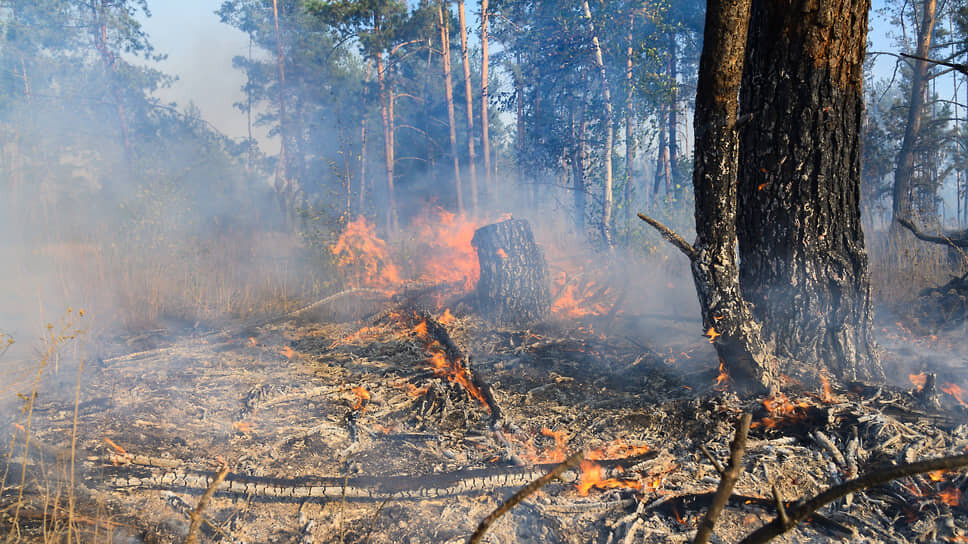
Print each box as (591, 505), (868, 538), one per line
(739, 453), (968, 544)
(897, 217), (968, 248)
(694, 413), (752, 544)
(900, 52), (968, 76)
(185, 462), (230, 544)
(467, 450), (585, 544)
(637, 213), (698, 260)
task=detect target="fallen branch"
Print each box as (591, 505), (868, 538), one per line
(467, 450), (585, 544)
(694, 413), (752, 544)
(185, 462), (230, 544)
(897, 217), (968, 248)
(739, 453), (968, 544)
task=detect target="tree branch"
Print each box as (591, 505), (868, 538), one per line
(740, 454), (968, 544)
(637, 213), (698, 260)
(694, 413), (752, 544)
(900, 52), (968, 76)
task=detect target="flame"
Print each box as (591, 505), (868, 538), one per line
(939, 488), (962, 507)
(412, 319), (490, 411)
(551, 270), (612, 318)
(280, 346), (295, 359)
(438, 308), (455, 325)
(331, 215), (403, 292)
(705, 327), (721, 343)
(909, 372), (927, 391)
(586, 440), (650, 460)
(496, 248), (508, 259)
(941, 383), (967, 407)
(714, 359), (729, 391)
(537, 428), (569, 463)
(405, 383), (430, 397)
(751, 393), (812, 429)
(104, 437), (127, 456)
(929, 470), (946, 482)
(411, 206), (480, 291)
(248, 337), (257, 347)
(819, 374), (835, 403)
(577, 460), (642, 496)
(351, 386), (370, 411)
(329, 325), (385, 348)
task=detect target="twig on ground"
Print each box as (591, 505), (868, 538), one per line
(739, 453), (968, 544)
(694, 413), (752, 544)
(363, 497), (391, 544)
(467, 450), (585, 544)
(185, 462), (230, 544)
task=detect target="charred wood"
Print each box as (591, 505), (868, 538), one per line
(472, 219), (551, 326)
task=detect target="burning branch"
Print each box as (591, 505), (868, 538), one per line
(467, 450), (585, 544)
(739, 453), (968, 544)
(694, 413), (752, 544)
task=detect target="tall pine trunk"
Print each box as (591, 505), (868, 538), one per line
(457, 0), (478, 214)
(738, 0), (882, 382)
(625, 13), (635, 241)
(480, 0), (492, 197)
(376, 48), (397, 232)
(892, 0), (937, 223)
(581, 0), (615, 248)
(439, 1), (464, 213)
(667, 33), (679, 193)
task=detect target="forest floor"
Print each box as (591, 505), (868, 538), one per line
(2, 281), (967, 544)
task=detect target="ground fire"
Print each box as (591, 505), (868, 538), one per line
(5, 1), (968, 543)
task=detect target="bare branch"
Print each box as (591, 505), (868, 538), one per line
(637, 213), (698, 260)
(694, 413), (752, 544)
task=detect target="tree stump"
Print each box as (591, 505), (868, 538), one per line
(472, 219), (551, 325)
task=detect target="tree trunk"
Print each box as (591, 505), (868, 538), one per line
(360, 59), (372, 214)
(481, 0), (492, 197)
(439, 0), (464, 214)
(91, 1), (133, 169)
(667, 32), (679, 193)
(688, 0), (773, 393)
(271, 0), (298, 222)
(582, 0), (614, 248)
(625, 13), (635, 242)
(738, 0), (882, 382)
(376, 49), (398, 232)
(458, 0), (478, 215)
(574, 102), (589, 232)
(473, 219), (551, 325)
(892, 0), (937, 223)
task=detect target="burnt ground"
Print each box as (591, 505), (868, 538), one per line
(2, 292), (968, 544)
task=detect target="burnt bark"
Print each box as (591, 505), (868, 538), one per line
(738, 0), (882, 381)
(641, 0), (775, 394)
(472, 219), (551, 325)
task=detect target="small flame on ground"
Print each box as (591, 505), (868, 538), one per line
(537, 428), (569, 463)
(909, 372), (927, 391)
(577, 460), (642, 496)
(586, 440), (650, 461)
(714, 359), (729, 391)
(438, 308), (455, 325)
(331, 215), (402, 292)
(280, 346), (295, 359)
(351, 385), (370, 411)
(248, 337), (257, 347)
(704, 327), (721, 343)
(819, 374), (835, 403)
(939, 488), (962, 507)
(411, 319), (490, 411)
(941, 383), (967, 407)
(751, 393), (812, 429)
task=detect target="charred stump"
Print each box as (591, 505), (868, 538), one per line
(472, 219), (551, 325)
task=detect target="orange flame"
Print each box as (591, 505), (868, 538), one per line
(577, 460), (642, 495)
(819, 374), (835, 403)
(411, 206), (480, 291)
(412, 319), (490, 411)
(941, 383), (967, 407)
(751, 393), (812, 429)
(331, 215), (402, 292)
(909, 372), (927, 391)
(939, 488), (961, 507)
(551, 270), (612, 318)
(536, 428), (569, 463)
(586, 440), (651, 461)
(248, 337), (257, 347)
(351, 386), (370, 411)
(705, 327), (721, 343)
(280, 346), (295, 359)
(714, 359), (729, 391)
(438, 308), (455, 325)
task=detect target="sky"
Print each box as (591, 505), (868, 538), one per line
(137, 0), (273, 147)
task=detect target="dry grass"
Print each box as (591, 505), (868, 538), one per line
(866, 228), (966, 308)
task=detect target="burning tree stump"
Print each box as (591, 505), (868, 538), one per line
(472, 219), (551, 325)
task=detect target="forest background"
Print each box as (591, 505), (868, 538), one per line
(0, 0), (962, 359)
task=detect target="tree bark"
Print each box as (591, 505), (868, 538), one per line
(439, 0), (464, 214)
(473, 219), (551, 325)
(687, 0), (773, 393)
(738, 0), (882, 382)
(582, 0), (615, 248)
(892, 0), (937, 223)
(625, 12), (635, 242)
(376, 48), (398, 232)
(667, 32), (679, 193)
(458, 0), (478, 215)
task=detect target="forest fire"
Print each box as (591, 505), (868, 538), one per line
(577, 460), (642, 496)
(410, 318), (490, 410)
(550, 270), (615, 318)
(751, 392), (812, 429)
(331, 216), (403, 292)
(350, 385), (370, 411)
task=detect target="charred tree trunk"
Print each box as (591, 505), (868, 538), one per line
(473, 219), (551, 325)
(893, 0), (937, 223)
(738, 0), (882, 382)
(640, 0), (773, 394)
